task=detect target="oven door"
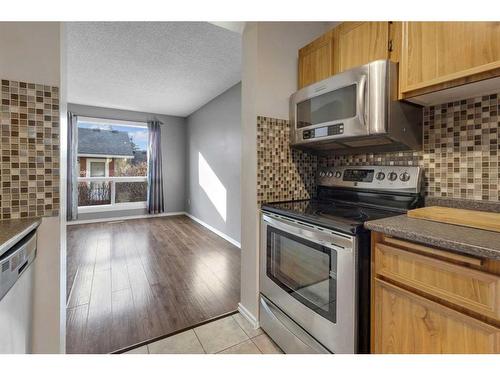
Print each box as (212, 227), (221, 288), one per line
(290, 64), (369, 146)
(260, 213), (357, 354)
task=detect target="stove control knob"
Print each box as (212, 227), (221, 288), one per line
(375, 172), (385, 181)
(400, 172), (411, 182)
(334, 171), (342, 178)
(388, 172), (398, 181)
(319, 171), (326, 177)
(326, 171), (334, 178)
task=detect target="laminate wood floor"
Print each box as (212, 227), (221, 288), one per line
(66, 215), (241, 354)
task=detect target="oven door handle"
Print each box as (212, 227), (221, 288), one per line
(262, 213), (353, 251)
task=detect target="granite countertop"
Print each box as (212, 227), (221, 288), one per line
(424, 196), (500, 213)
(365, 214), (500, 260)
(0, 217), (41, 258)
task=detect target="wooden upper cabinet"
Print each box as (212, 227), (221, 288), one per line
(297, 22), (395, 89)
(298, 31), (334, 89)
(333, 22), (392, 74)
(400, 22), (500, 97)
(298, 22), (500, 97)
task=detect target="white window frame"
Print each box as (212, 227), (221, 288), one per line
(77, 176), (148, 213)
(86, 158), (110, 178)
(78, 116), (147, 129)
(76, 117), (149, 214)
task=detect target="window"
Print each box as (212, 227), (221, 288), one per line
(89, 160), (106, 177)
(76, 117), (149, 212)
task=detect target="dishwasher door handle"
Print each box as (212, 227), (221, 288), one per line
(18, 260), (29, 275)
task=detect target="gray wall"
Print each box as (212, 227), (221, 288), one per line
(1, 22), (63, 353)
(186, 83), (241, 243)
(240, 23), (331, 319)
(0, 22), (60, 86)
(68, 103), (186, 220)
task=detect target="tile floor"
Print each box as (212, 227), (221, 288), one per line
(123, 313), (283, 354)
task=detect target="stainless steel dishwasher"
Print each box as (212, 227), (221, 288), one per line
(0, 229), (37, 354)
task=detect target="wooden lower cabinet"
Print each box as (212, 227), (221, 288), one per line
(371, 233), (500, 354)
(374, 279), (500, 354)
(374, 243), (500, 321)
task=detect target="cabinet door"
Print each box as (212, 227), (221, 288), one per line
(374, 243), (500, 321)
(334, 22), (390, 73)
(400, 22), (500, 96)
(373, 279), (500, 354)
(298, 32), (334, 89)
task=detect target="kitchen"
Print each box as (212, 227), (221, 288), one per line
(0, 6), (499, 371)
(243, 21), (500, 354)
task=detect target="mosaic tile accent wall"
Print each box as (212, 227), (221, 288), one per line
(422, 94), (499, 201)
(0, 79), (60, 220)
(257, 116), (317, 204)
(257, 92), (500, 203)
(317, 150), (422, 168)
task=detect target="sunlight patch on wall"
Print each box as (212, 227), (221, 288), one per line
(198, 152), (227, 222)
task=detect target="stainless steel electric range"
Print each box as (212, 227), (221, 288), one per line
(259, 165), (423, 354)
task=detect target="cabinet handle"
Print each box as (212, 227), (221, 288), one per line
(382, 235), (483, 267)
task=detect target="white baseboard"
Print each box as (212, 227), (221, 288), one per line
(184, 213), (241, 248)
(67, 211), (185, 225)
(238, 303), (259, 329)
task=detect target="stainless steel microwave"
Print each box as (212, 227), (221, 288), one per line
(290, 60), (422, 154)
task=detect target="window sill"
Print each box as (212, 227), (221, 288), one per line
(78, 201), (147, 214)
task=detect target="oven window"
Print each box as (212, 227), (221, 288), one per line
(296, 84), (357, 128)
(266, 227), (337, 323)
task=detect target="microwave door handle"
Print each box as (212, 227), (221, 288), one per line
(357, 75), (367, 126)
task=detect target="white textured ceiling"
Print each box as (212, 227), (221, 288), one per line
(66, 22), (242, 117)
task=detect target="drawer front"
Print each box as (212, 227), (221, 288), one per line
(375, 242), (500, 321)
(374, 279), (500, 354)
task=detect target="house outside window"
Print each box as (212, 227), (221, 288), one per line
(88, 159), (107, 177)
(76, 117), (149, 212)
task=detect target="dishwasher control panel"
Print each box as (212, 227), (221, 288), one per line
(0, 230), (37, 301)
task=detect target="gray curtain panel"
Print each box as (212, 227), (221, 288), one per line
(67, 112), (78, 221)
(147, 120), (165, 214)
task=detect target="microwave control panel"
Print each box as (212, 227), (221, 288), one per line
(302, 123), (344, 140)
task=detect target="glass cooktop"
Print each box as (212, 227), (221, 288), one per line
(262, 199), (402, 234)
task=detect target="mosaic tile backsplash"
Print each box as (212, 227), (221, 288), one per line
(0, 79), (60, 220)
(257, 92), (500, 203)
(422, 94), (498, 201)
(257, 116), (316, 204)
